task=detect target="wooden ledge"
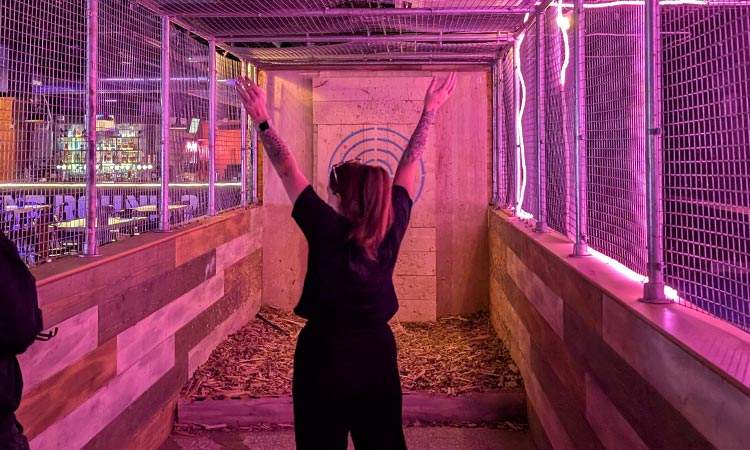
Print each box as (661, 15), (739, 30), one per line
(30, 206), (260, 286)
(489, 208), (750, 395)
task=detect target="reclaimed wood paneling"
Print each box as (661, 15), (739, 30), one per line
(530, 344), (605, 450)
(36, 240), (176, 328)
(603, 297), (750, 450)
(19, 306), (98, 392)
(506, 249), (564, 339)
(81, 358), (187, 450)
(17, 339), (117, 440)
(224, 249), (263, 302)
(116, 274), (224, 374)
(522, 366), (577, 450)
(527, 403), (555, 450)
(216, 222), (262, 272)
(496, 216), (603, 333)
(30, 336), (175, 450)
(188, 308), (250, 377)
(564, 307), (714, 450)
(98, 250), (216, 344)
(585, 373), (649, 450)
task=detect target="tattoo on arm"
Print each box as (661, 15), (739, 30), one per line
(258, 126), (295, 177)
(402, 110), (436, 163)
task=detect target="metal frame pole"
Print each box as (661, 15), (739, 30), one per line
(208, 38), (217, 216)
(572, 0), (589, 256)
(240, 61), (248, 206)
(491, 61), (500, 206)
(82, 0), (99, 257)
(159, 16), (171, 232)
(535, 14), (548, 233)
(250, 65), (259, 204)
(641, 0), (667, 303)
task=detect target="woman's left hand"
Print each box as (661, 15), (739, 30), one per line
(237, 76), (271, 124)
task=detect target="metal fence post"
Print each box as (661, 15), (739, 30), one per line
(208, 38), (217, 216)
(159, 16), (171, 232)
(82, 0), (99, 257)
(250, 65), (259, 204)
(641, 0), (667, 303)
(240, 61), (248, 206)
(513, 41), (522, 217)
(572, 0), (589, 256)
(491, 61), (500, 206)
(535, 13), (548, 233)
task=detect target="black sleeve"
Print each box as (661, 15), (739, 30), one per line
(391, 185), (413, 244)
(0, 231), (43, 356)
(291, 185), (340, 242)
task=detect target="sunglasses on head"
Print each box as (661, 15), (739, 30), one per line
(331, 158), (362, 185)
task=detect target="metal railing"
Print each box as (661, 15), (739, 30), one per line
(494, 0), (750, 331)
(0, 0), (255, 265)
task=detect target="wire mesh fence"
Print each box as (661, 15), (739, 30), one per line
(96, 0), (162, 239)
(0, 0), (250, 265)
(583, 4), (648, 274)
(215, 54), (244, 213)
(661, 2), (750, 330)
(169, 25), (212, 227)
(1, 0), (88, 264)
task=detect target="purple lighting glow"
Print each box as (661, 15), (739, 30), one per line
(589, 248), (681, 301)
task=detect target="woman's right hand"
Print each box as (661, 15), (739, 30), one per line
(423, 72), (458, 113)
(237, 76), (271, 124)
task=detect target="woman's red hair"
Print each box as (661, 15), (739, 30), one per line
(330, 162), (394, 260)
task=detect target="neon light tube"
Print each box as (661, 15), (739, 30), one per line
(589, 248), (680, 302)
(515, 32), (531, 220)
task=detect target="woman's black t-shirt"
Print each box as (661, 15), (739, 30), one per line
(291, 184), (413, 326)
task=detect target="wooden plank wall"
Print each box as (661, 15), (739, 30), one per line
(488, 209), (750, 450)
(17, 207), (263, 450)
(262, 70), (489, 321)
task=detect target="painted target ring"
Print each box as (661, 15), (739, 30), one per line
(327, 127), (426, 204)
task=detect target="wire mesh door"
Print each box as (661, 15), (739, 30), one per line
(97, 0), (162, 238)
(661, 2), (750, 330)
(215, 54), (244, 213)
(1, 0), (87, 263)
(583, 4), (648, 275)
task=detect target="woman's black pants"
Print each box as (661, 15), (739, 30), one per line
(293, 321), (407, 450)
(0, 414), (29, 450)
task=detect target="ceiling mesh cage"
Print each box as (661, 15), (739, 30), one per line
(136, 0), (540, 65)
